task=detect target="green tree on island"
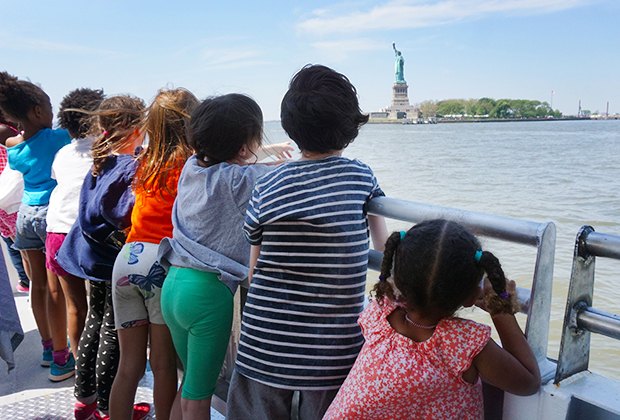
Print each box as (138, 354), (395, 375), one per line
(428, 98), (561, 119)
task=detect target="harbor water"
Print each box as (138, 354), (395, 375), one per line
(265, 119), (620, 380)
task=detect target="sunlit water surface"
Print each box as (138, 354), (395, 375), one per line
(265, 119), (620, 380)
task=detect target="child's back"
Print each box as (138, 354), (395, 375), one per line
(58, 153), (138, 280)
(325, 299), (489, 419)
(324, 220), (541, 419)
(160, 156), (272, 290)
(228, 64), (387, 420)
(238, 155), (383, 388)
(47, 88), (105, 235)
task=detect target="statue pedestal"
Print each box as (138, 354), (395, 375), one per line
(392, 83), (410, 108)
(387, 83), (417, 120)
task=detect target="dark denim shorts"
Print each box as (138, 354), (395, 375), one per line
(13, 203), (48, 251)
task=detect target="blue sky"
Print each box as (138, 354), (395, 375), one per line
(1, 0), (618, 120)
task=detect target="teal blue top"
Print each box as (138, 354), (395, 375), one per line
(7, 128), (71, 205)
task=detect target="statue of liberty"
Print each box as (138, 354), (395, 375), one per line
(393, 42), (406, 84)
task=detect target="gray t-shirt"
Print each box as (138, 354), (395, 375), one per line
(158, 156), (272, 293)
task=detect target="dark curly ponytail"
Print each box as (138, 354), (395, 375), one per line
(478, 251), (507, 296)
(372, 231), (403, 302)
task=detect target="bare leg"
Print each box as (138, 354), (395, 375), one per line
(170, 389), (182, 420)
(181, 397), (212, 420)
(46, 269), (68, 352)
(149, 324), (178, 420)
(109, 325), (148, 420)
(20, 250), (31, 281)
(58, 273), (87, 358)
(22, 249), (51, 342)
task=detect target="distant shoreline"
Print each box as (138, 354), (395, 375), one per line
(366, 116), (619, 125)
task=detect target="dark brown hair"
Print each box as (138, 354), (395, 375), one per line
(189, 93), (263, 166)
(0, 71), (46, 121)
(58, 88), (105, 138)
(373, 219), (508, 318)
(280, 64), (368, 153)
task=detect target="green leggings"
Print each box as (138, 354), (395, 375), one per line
(161, 266), (233, 400)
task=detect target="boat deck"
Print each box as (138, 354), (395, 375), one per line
(0, 292), (225, 419)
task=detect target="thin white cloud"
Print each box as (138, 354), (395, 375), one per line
(312, 38), (385, 54)
(200, 49), (272, 70)
(0, 32), (120, 56)
(298, 0), (592, 34)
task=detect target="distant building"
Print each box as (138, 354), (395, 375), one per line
(369, 111), (389, 119)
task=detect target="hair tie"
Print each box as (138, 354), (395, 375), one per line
(400, 231), (406, 240)
(379, 274), (387, 282)
(474, 249), (483, 263)
(102, 130), (109, 137)
(499, 291), (510, 300)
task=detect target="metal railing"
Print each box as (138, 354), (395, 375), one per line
(367, 197), (557, 381)
(554, 226), (620, 383)
(214, 196), (558, 408)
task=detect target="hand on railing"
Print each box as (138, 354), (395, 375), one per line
(474, 278), (541, 395)
(476, 278), (520, 316)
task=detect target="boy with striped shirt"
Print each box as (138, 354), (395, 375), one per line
(227, 65), (388, 419)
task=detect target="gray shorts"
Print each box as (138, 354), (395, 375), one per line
(13, 203), (48, 251)
(226, 370), (339, 420)
(112, 242), (166, 329)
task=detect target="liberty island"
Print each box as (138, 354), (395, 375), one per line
(368, 44), (616, 124)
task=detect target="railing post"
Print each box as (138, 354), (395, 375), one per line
(525, 222), (557, 383)
(554, 226), (596, 383)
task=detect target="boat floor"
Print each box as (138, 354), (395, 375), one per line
(0, 292), (225, 419)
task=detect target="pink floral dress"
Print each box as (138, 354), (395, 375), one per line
(323, 299), (491, 420)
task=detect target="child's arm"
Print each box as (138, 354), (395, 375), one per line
(255, 142), (294, 161)
(368, 215), (388, 252)
(248, 245), (261, 283)
(473, 280), (541, 395)
(5, 133), (23, 147)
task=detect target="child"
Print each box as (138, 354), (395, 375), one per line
(55, 95), (146, 419)
(323, 220), (541, 419)
(47, 88), (105, 363)
(0, 109), (29, 293)
(158, 93), (292, 420)
(0, 71), (72, 378)
(109, 88), (199, 420)
(227, 64), (388, 420)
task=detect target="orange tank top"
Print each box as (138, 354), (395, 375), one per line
(126, 164), (183, 244)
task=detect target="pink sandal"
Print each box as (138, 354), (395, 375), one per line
(132, 402), (151, 420)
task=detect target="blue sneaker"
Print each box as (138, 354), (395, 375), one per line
(49, 353), (75, 382)
(41, 347), (53, 367)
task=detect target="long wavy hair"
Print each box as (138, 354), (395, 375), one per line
(134, 88), (198, 196)
(89, 95), (145, 176)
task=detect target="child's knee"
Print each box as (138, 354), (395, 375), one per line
(149, 351), (177, 373)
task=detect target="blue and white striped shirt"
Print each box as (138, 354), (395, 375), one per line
(237, 156), (384, 390)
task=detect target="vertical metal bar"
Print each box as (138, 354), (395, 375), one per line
(554, 226), (596, 384)
(524, 222), (557, 382)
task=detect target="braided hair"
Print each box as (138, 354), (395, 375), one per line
(372, 219), (509, 317)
